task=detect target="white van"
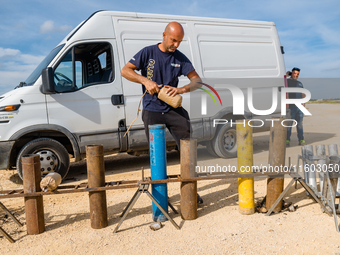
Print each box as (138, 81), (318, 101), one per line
(0, 11), (286, 180)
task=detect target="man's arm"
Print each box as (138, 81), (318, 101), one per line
(121, 62), (160, 95)
(165, 70), (202, 97)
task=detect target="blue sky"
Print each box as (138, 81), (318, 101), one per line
(0, 0), (339, 97)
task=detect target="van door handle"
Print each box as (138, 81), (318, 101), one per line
(111, 94), (124, 105)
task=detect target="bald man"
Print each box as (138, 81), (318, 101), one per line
(121, 22), (201, 150)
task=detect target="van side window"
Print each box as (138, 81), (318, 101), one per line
(53, 42), (114, 93)
(54, 51), (73, 92)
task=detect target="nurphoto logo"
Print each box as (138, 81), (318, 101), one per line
(199, 83), (311, 116)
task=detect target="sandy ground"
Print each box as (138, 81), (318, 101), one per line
(1, 104), (340, 255)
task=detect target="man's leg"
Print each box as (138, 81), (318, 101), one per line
(296, 108), (304, 142)
(287, 107), (297, 143)
(164, 107), (191, 151)
(164, 108), (203, 204)
(142, 110), (166, 143)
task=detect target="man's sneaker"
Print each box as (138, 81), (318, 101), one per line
(286, 140), (290, 146)
(299, 140), (305, 146)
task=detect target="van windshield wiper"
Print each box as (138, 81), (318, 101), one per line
(14, 82), (26, 89)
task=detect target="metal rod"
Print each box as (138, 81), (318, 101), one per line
(316, 145), (326, 196)
(86, 145), (108, 229)
(0, 184), (140, 199)
(22, 154), (45, 235)
(266, 117), (286, 213)
(142, 167), (144, 182)
(0, 226), (15, 243)
(145, 191), (180, 229)
(114, 183), (180, 233)
(168, 201), (179, 214)
(301, 146), (310, 196)
(328, 144), (339, 206)
(114, 190), (142, 233)
(0, 201), (23, 227)
(266, 178), (296, 216)
(306, 145), (317, 189)
(180, 139), (197, 220)
(326, 171), (340, 232)
(0, 172), (293, 200)
(298, 179), (331, 216)
(119, 188), (140, 217)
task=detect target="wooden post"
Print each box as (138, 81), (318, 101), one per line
(180, 139), (198, 220)
(266, 117), (286, 213)
(86, 145), (108, 229)
(22, 154), (45, 235)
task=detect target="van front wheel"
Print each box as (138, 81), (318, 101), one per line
(16, 138), (70, 180)
(212, 125), (237, 158)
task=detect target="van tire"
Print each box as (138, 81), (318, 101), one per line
(205, 140), (219, 157)
(212, 125), (237, 158)
(16, 138), (70, 180)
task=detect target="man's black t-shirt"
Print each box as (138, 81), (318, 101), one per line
(129, 44), (194, 112)
(287, 78), (304, 99)
(287, 78), (304, 109)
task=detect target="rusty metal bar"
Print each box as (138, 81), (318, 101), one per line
(114, 183), (180, 233)
(0, 172), (291, 200)
(0, 184), (140, 199)
(86, 145), (108, 229)
(0, 201), (23, 227)
(22, 154), (45, 235)
(145, 190), (180, 229)
(0, 226), (15, 243)
(266, 171), (331, 216)
(266, 117), (286, 213)
(180, 139), (197, 220)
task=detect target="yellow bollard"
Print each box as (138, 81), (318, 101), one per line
(237, 120), (255, 215)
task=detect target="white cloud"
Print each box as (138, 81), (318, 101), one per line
(0, 47), (44, 95)
(0, 47), (20, 58)
(0, 47), (43, 65)
(39, 20), (72, 34)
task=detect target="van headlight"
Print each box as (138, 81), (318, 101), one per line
(0, 104), (21, 111)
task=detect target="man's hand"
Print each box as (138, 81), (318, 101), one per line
(144, 80), (160, 95)
(164, 85), (184, 97)
(121, 62), (160, 95)
(168, 71), (202, 96)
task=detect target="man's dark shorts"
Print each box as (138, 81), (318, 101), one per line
(142, 107), (191, 150)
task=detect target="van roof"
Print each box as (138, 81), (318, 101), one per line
(98, 10), (275, 26)
(60, 10), (275, 46)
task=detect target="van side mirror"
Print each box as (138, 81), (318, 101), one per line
(41, 67), (55, 94)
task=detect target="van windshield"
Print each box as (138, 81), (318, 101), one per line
(24, 44), (65, 86)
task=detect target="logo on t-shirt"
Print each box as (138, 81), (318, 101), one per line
(171, 63), (180, 68)
(147, 59), (155, 80)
